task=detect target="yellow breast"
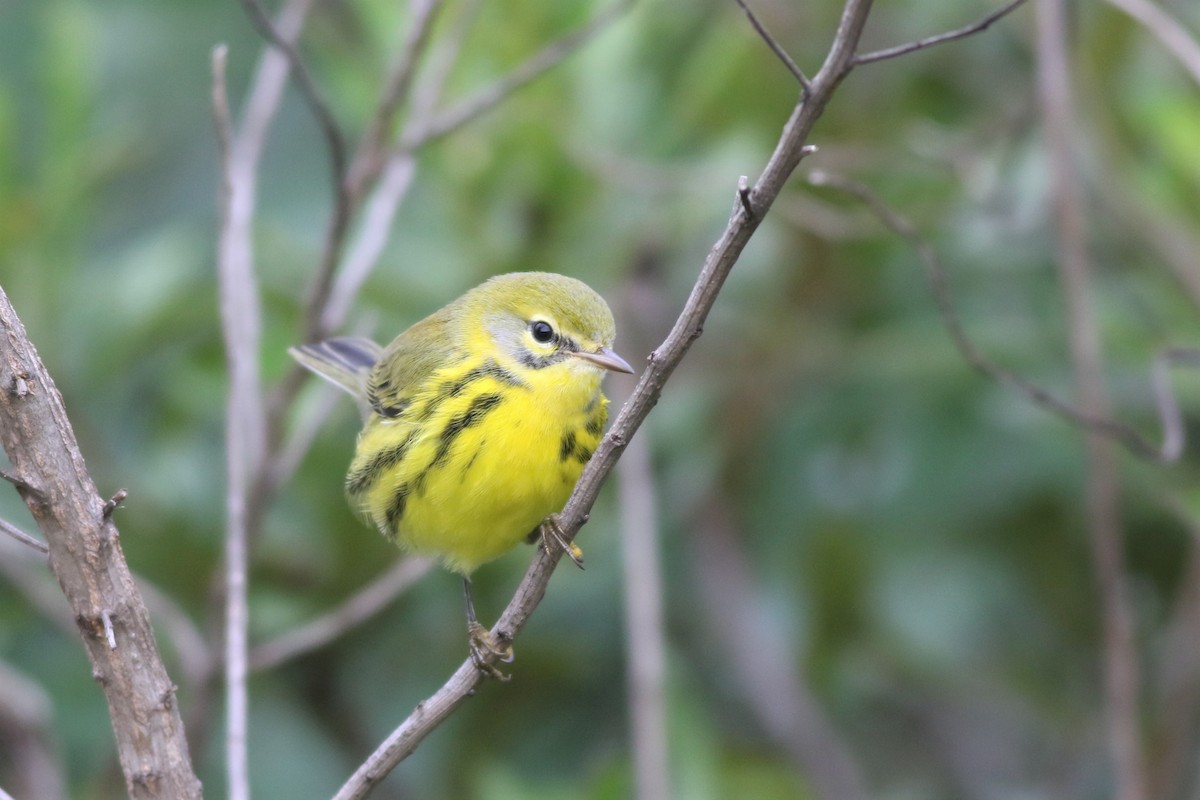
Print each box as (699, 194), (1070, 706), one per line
(345, 354), (607, 574)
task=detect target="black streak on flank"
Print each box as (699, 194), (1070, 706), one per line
(559, 430), (577, 462)
(585, 412), (604, 437)
(347, 430), (418, 496)
(426, 392), (505, 476)
(385, 484), (410, 531)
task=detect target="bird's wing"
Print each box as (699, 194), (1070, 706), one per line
(366, 304), (465, 418)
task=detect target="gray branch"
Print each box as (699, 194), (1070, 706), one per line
(0, 286), (203, 799)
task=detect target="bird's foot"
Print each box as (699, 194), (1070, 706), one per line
(538, 513), (584, 569)
(468, 620), (513, 682)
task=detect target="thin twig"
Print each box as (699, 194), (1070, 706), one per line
(333, 2), (878, 796)
(301, 0), (446, 353)
(402, 0), (635, 151)
(237, 0), (348, 185)
(734, 0), (811, 89)
(808, 170), (1192, 464)
(320, 0), (481, 336)
(854, 0), (1028, 66)
(347, 0), (446, 196)
(1102, 0), (1200, 86)
(249, 557), (433, 672)
(1035, 0), (1145, 796)
(320, 155), (419, 336)
(0, 516), (48, 555)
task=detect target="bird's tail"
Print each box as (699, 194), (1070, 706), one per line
(289, 337), (383, 399)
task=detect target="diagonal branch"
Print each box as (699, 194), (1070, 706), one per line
(0, 516), (49, 555)
(734, 0), (811, 90)
(332, 2), (873, 797)
(237, 0), (348, 184)
(249, 557), (433, 672)
(401, 0), (634, 151)
(347, 0), (446, 197)
(854, 0), (1028, 66)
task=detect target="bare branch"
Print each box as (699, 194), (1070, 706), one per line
(0, 288), (202, 798)
(320, 154), (419, 336)
(807, 170), (1192, 464)
(402, 0), (634, 151)
(237, 0), (348, 184)
(249, 557), (433, 672)
(333, 2), (878, 795)
(1102, 0), (1200, 86)
(214, 43), (267, 800)
(320, 0), (480, 336)
(0, 516), (48, 555)
(854, 0), (1028, 66)
(734, 0), (811, 90)
(347, 0), (446, 196)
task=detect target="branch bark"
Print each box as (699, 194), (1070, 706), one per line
(332, 2), (882, 796)
(0, 286), (203, 799)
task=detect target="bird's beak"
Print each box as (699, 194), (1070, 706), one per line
(571, 346), (634, 374)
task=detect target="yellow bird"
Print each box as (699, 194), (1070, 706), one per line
(291, 272), (633, 676)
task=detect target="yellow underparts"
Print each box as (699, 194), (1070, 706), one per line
(345, 355), (608, 574)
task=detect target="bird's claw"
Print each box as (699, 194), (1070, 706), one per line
(468, 620), (513, 682)
(538, 514), (584, 569)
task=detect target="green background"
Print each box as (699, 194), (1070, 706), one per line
(3, 0), (1200, 797)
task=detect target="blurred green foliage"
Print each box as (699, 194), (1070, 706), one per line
(3, 0), (1200, 798)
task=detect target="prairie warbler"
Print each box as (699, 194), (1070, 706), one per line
(291, 272), (633, 676)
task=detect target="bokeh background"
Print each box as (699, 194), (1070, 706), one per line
(3, 0), (1200, 798)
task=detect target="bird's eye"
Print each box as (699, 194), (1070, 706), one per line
(530, 320), (555, 344)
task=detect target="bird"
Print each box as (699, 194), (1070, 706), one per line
(290, 272), (634, 677)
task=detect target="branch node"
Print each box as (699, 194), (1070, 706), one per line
(159, 684), (178, 710)
(132, 770), (162, 789)
(1, 469), (47, 508)
(101, 609), (117, 650)
(738, 175), (756, 219)
(92, 668), (108, 687)
(102, 488), (128, 520)
(9, 372), (31, 397)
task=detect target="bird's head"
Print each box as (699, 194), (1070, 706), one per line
(471, 272), (634, 377)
